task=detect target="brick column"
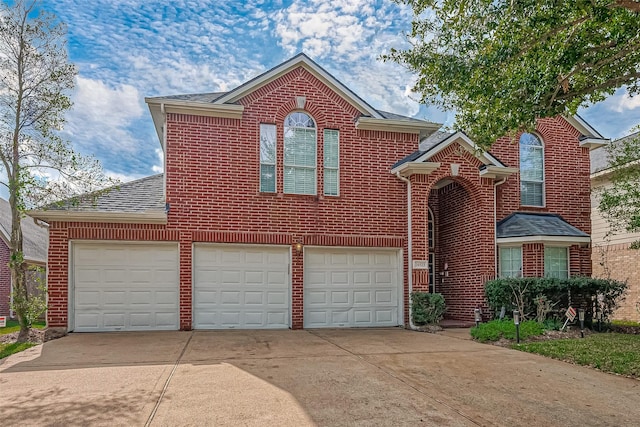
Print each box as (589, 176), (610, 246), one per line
(291, 240), (304, 329)
(179, 231), (193, 330)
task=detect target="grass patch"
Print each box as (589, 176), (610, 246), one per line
(515, 333), (640, 378)
(0, 342), (36, 360)
(471, 319), (544, 342)
(612, 319), (640, 327)
(0, 319), (46, 336)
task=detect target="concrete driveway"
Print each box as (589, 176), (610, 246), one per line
(1, 329), (638, 426)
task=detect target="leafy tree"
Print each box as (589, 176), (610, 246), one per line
(0, 0), (114, 342)
(385, 0), (640, 149)
(597, 130), (640, 248)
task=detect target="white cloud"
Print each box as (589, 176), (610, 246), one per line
(615, 93), (640, 112)
(151, 148), (164, 174)
(64, 76), (144, 153)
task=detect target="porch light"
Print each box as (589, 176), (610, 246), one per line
(474, 308), (482, 327)
(295, 242), (303, 252)
(578, 309), (585, 338)
(513, 310), (520, 344)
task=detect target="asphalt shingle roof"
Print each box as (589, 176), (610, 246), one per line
(496, 212), (589, 239)
(0, 198), (48, 263)
(47, 174), (165, 214)
(147, 92), (227, 103)
(590, 131), (640, 174)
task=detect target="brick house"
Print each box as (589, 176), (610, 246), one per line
(591, 131), (640, 322)
(0, 198), (48, 318)
(31, 54), (605, 332)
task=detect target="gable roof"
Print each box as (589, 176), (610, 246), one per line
(146, 53), (441, 146)
(0, 198), (48, 264)
(496, 212), (590, 244)
(391, 131), (509, 172)
(29, 174), (167, 224)
(590, 130), (640, 176)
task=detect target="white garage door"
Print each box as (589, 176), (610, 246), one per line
(193, 244), (290, 329)
(304, 248), (402, 328)
(72, 242), (179, 332)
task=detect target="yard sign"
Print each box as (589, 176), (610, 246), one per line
(0, 316), (6, 327)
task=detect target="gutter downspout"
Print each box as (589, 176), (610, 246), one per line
(161, 103), (167, 201)
(494, 178), (507, 276)
(396, 172), (416, 330)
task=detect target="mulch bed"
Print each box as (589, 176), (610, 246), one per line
(492, 327), (591, 347)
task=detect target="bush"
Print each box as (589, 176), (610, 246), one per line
(542, 317), (564, 331)
(411, 292), (446, 325)
(470, 320), (544, 342)
(484, 277), (627, 323)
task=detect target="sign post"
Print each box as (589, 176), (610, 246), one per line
(561, 307), (577, 331)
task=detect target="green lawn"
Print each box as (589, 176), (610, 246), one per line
(515, 333), (640, 378)
(0, 319), (46, 360)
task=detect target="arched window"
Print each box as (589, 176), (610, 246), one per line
(284, 112), (316, 195)
(519, 133), (544, 206)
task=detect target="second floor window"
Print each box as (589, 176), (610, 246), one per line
(519, 133), (544, 206)
(284, 112), (316, 195)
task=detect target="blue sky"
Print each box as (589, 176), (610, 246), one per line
(35, 0), (640, 182)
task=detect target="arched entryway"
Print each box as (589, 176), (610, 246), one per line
(427, 177), (494, 321)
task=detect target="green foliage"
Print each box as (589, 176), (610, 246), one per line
(470, 320), (544, 342)
(484, 277), (627, 322)
(385, 1), (640, 149)
(612, 319), (640, 327)
(10, 266), (47, 327)
(596, 131), (640, 248)
(542, 318), (564, 331)
(516, 333), (640, 378)
(411, 292), (446, 325)
(0, 342), (36, 360)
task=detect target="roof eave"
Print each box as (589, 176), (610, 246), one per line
(27, 210), (168, 225)
(580, 137), (609, 150)
(479, 166), (519, 180)
(391, 161), (441, 177)
(356, 117), (441, 139)
(497, 235), (591, 245)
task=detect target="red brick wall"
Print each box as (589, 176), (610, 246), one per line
(0, 241), (10, 317)
(491, 116), (592, 278)
(47, 67), (418, 330)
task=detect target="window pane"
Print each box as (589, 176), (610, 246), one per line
(499, 247), (522, 278)
(260, 124), (276, 193)
(519, 133), (544, 206)
(544, 247), (568, 279)
(284, 112), (316, 195)
(521, 182), (543, 206)
(324, 169), (338, 196)
(260, 164), (275, 192)
(284, 166), (316, 195)
(260, 124), (276, 164)
(324, 129), (339, 196)
(323, 130), (339, 168)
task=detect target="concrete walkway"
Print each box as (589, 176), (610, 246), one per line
(0, 328), (638, 426)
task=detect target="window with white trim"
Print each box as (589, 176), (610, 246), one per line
(519, 133), (544, 206)
(499, 246), (522, 278)
(323, 129), (339, 196)
(259, 123), (276, 193)
(544, 247), (569, 279)
(284, 112), (316, 195)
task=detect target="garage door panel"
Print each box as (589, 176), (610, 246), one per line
(73, 243), (179, 332)
(193, 244), (290, 329)
(304, 248), (401, 328)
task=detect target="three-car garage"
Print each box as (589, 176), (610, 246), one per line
(70, 242), (402, 332)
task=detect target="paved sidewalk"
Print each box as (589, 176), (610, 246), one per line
(1, 328), (638, 426)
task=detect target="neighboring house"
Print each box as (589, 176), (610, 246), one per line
(0, 198), (48, 318)
(30, 54), (606, 333)
(591, 131), (640, 322)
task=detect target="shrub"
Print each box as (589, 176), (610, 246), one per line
(542, 317), (564, 331)
(470, 319), (544, 342)
(484, 277), (627, 323)
(411, 292), (446, 325)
